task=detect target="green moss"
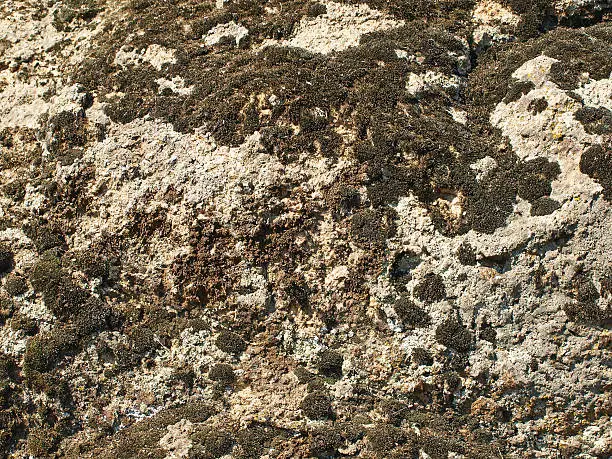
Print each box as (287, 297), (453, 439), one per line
(4, 273), (27, 296)
(435, 317), (473, 352)
(215, 330), (247, 355)
(394, 295), (431, 328)
(22, 327), (79, 376)
(0, 243), (14, 274)
(300, 392), (333, 420)
(317, 349), (343, 378)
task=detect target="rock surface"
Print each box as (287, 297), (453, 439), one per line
(0, 0), (611, 458)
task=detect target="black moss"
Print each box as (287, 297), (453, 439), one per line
(300, 392), (333, 420)
(209, 363), (236, 385)
(435, 318), (473, 352)
(0, 244), (14, 274)
(216, 330), (247, 355)
(479, 325), (497, 344)
(530, 197), (561, 216)
(579, 144), (612, 199)
(413, 273), (446, 303)
(575, 107), (612, 135)
(317, 349), (343, 378)
(394, 295), (431, 328)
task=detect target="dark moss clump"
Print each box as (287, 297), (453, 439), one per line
(2, 179), (26, 202)
(412, 347), (434, 366)
(300, 392), (333, 420)
(517, 158), (561, 203)
(215, 331), (247, 355)
(27, 427), (60, 457)
(23, 326), (80, 376)
(235, 423), (287, 459)
(10, 313), (38, 335)
(479, 325), (497, 344)
(503, 80), (535, 103)
(413, 273), (446, 303)
(4, 273), (27, 296)
(435, 318), (473, 352)
(29, 252), (62, 296)
(575, 107), (612, 135)
(309, 426), (343, 458)
(394, 295), (431, 328)
(563, 275), (609, 324)
(579, 144), (612, 199)
(350, 209), (397, 248)
(0, 243), (14, 274)
(529, 97), (548, 114)
(24, 222), (66, 253)
(367, 424), (408, 453)
(325, 184), (361, 217)
(317, 349), (343, 378)
(294, 365), (316, 384)
(190, 428), (235, 458)
(530, 197), (561, 216)
(52, 280), (90, 320)
(456, 241), (476, 266)
(53, 0), (102, 32)
(209, 363), (236, 385)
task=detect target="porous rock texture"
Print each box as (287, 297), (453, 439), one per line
(0, 0), (611, 457)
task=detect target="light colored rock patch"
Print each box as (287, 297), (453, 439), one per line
(159, 419), (194, 459)
(406, 71), (461, 95)
(0, 78), (85, 128)
(472, 0), (520, 47)
(155, 76), (194, 96)
(263, 1), (403, 54)
(574, 76), (612, 111)
(491, 55), (607, 199)
(204, 21), (249, 47)
(114, 44), (177, 71)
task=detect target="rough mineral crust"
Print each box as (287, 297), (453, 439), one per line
(0, 0), (611, 458)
